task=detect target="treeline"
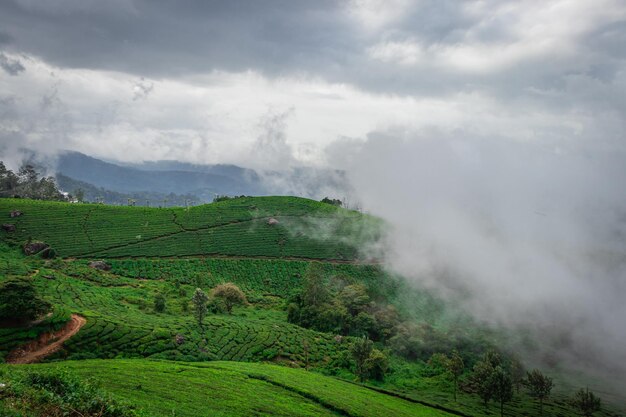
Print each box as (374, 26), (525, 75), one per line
(287, 263), (483, 362)
(0, 162), (65, 201)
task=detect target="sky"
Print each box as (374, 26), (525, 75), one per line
(2, 0), (626, 391)
(0, 0), (624, 167)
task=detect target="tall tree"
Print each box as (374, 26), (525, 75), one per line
(191, 288), (209, 328)
(351, 335), (373, 382)
(490, 366), (513, 417)
(571, 388), (601, 417)
(447, 350), (465, 402)
(526, 369), (553, 416)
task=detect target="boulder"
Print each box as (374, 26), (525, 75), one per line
(89, 260), (111, 271)
(267, 218), (279, 226)
(23, 242), (49, 256)
(10, 210), (22, 218)
(1, 224), (15, 232)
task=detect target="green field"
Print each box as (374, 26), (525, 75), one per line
(3, 359), (458, 417)
(0, 197), (380, 260)
(1, 197), (624, 416)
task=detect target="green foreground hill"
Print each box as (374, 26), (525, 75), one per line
(3, 359), (456, 417)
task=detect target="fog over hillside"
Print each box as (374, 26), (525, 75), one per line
(330, 132), (626, 392)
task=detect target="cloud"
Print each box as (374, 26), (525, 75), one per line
(330, 129), (626, 391)
(0, 52), (25, 75)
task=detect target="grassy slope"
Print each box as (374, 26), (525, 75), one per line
(1, 197), (624, 416)
(0, 197), (379, 260)
(6, 359), (455, 417)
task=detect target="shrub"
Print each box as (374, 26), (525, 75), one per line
(0, 278), (51, 325)
(211, 283), (247, 314)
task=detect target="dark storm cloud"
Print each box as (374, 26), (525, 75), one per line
(0, 0), (621, 99)
(0, 0), (354, 78)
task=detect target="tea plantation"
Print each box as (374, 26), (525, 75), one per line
(1, 197), (624, 416)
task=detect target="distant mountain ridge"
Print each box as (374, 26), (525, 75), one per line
(55, 151), (352, 204)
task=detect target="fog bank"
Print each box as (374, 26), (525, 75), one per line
(331, 131), (626, 389)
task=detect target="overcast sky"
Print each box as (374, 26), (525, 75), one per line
(0, 0), (624, 168)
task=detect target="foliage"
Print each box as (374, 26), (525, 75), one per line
(320, 197), (342, 207)
(351, 335), (374, 382)
(365, 348), (389, 381)
(489, 366), (513, 417)
(0, 278), (51, 324)
(571, 388), (602, 417)
(211, 282), (247, 314)
(0, 367), (140, 416)
(525, 369), (553, 416)
(153, 293), (166, 313)
(191, 288), (209, 327)
(0, 162), (65, 201)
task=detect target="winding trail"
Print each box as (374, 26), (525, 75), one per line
(7, 314), (86, 365)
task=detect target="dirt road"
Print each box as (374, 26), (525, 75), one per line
(7, 314), (86, 364)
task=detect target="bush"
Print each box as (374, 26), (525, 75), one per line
(0, 278), (51, 324)
(3, 369), (141, 417)
(211, 283), (247, 314)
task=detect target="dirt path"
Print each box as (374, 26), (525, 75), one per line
(7, 314), (86, 365)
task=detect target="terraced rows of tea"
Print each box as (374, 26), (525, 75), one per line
(1, 197), (380, 260)
(1, 253), (353, 365)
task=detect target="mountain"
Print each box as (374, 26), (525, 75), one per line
(56, 152), (266, 201)
(56, 152), (352, 204)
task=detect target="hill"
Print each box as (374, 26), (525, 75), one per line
(2, 359), (457, 417)
(1, 196), (624, 416)
(0, 196), (381, 260)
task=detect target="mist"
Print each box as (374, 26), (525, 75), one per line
(330, 131), (626, 391)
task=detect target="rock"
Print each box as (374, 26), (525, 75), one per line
(10, 210), (22, 218)
(89, 260), (111, 271)
(23, 242), (49, 256)
(267, 218), (279, 226)
(1, 224), (15, 232)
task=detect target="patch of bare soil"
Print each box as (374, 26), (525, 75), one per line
(6, 314), (86, 364)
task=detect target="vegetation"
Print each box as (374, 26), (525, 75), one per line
(571, 388), (602, 416)
(0, 162), (65, 201)
(0, 196), (623, 417)
(0, 278), (51, 325)
(526, 369), (554, 416)
(0, 196), (379, 260)
(0, 367), (140, 416)
(211, 283), (247, 314)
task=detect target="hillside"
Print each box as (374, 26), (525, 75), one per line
(1, 197), (624, 417)
(0, 196), (380, 260)
(3, 359), (457, 417)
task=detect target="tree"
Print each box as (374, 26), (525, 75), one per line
(364, 348), (389, 381)
(510, 357), (525, 394)
(0, 278), (51, 325)
(301, 263), (330, 308)
(191, 288), (209, 327)
(571, 388), (601, 417)
(211, 283), (247, 314)
(490, 366), (513, 417)
(154, 293), (166, 313)
(320, 197), (342, 207)
(525, 369), (553, 416)
(351, 335), (373, 382)
(447, 350), (465, 402)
